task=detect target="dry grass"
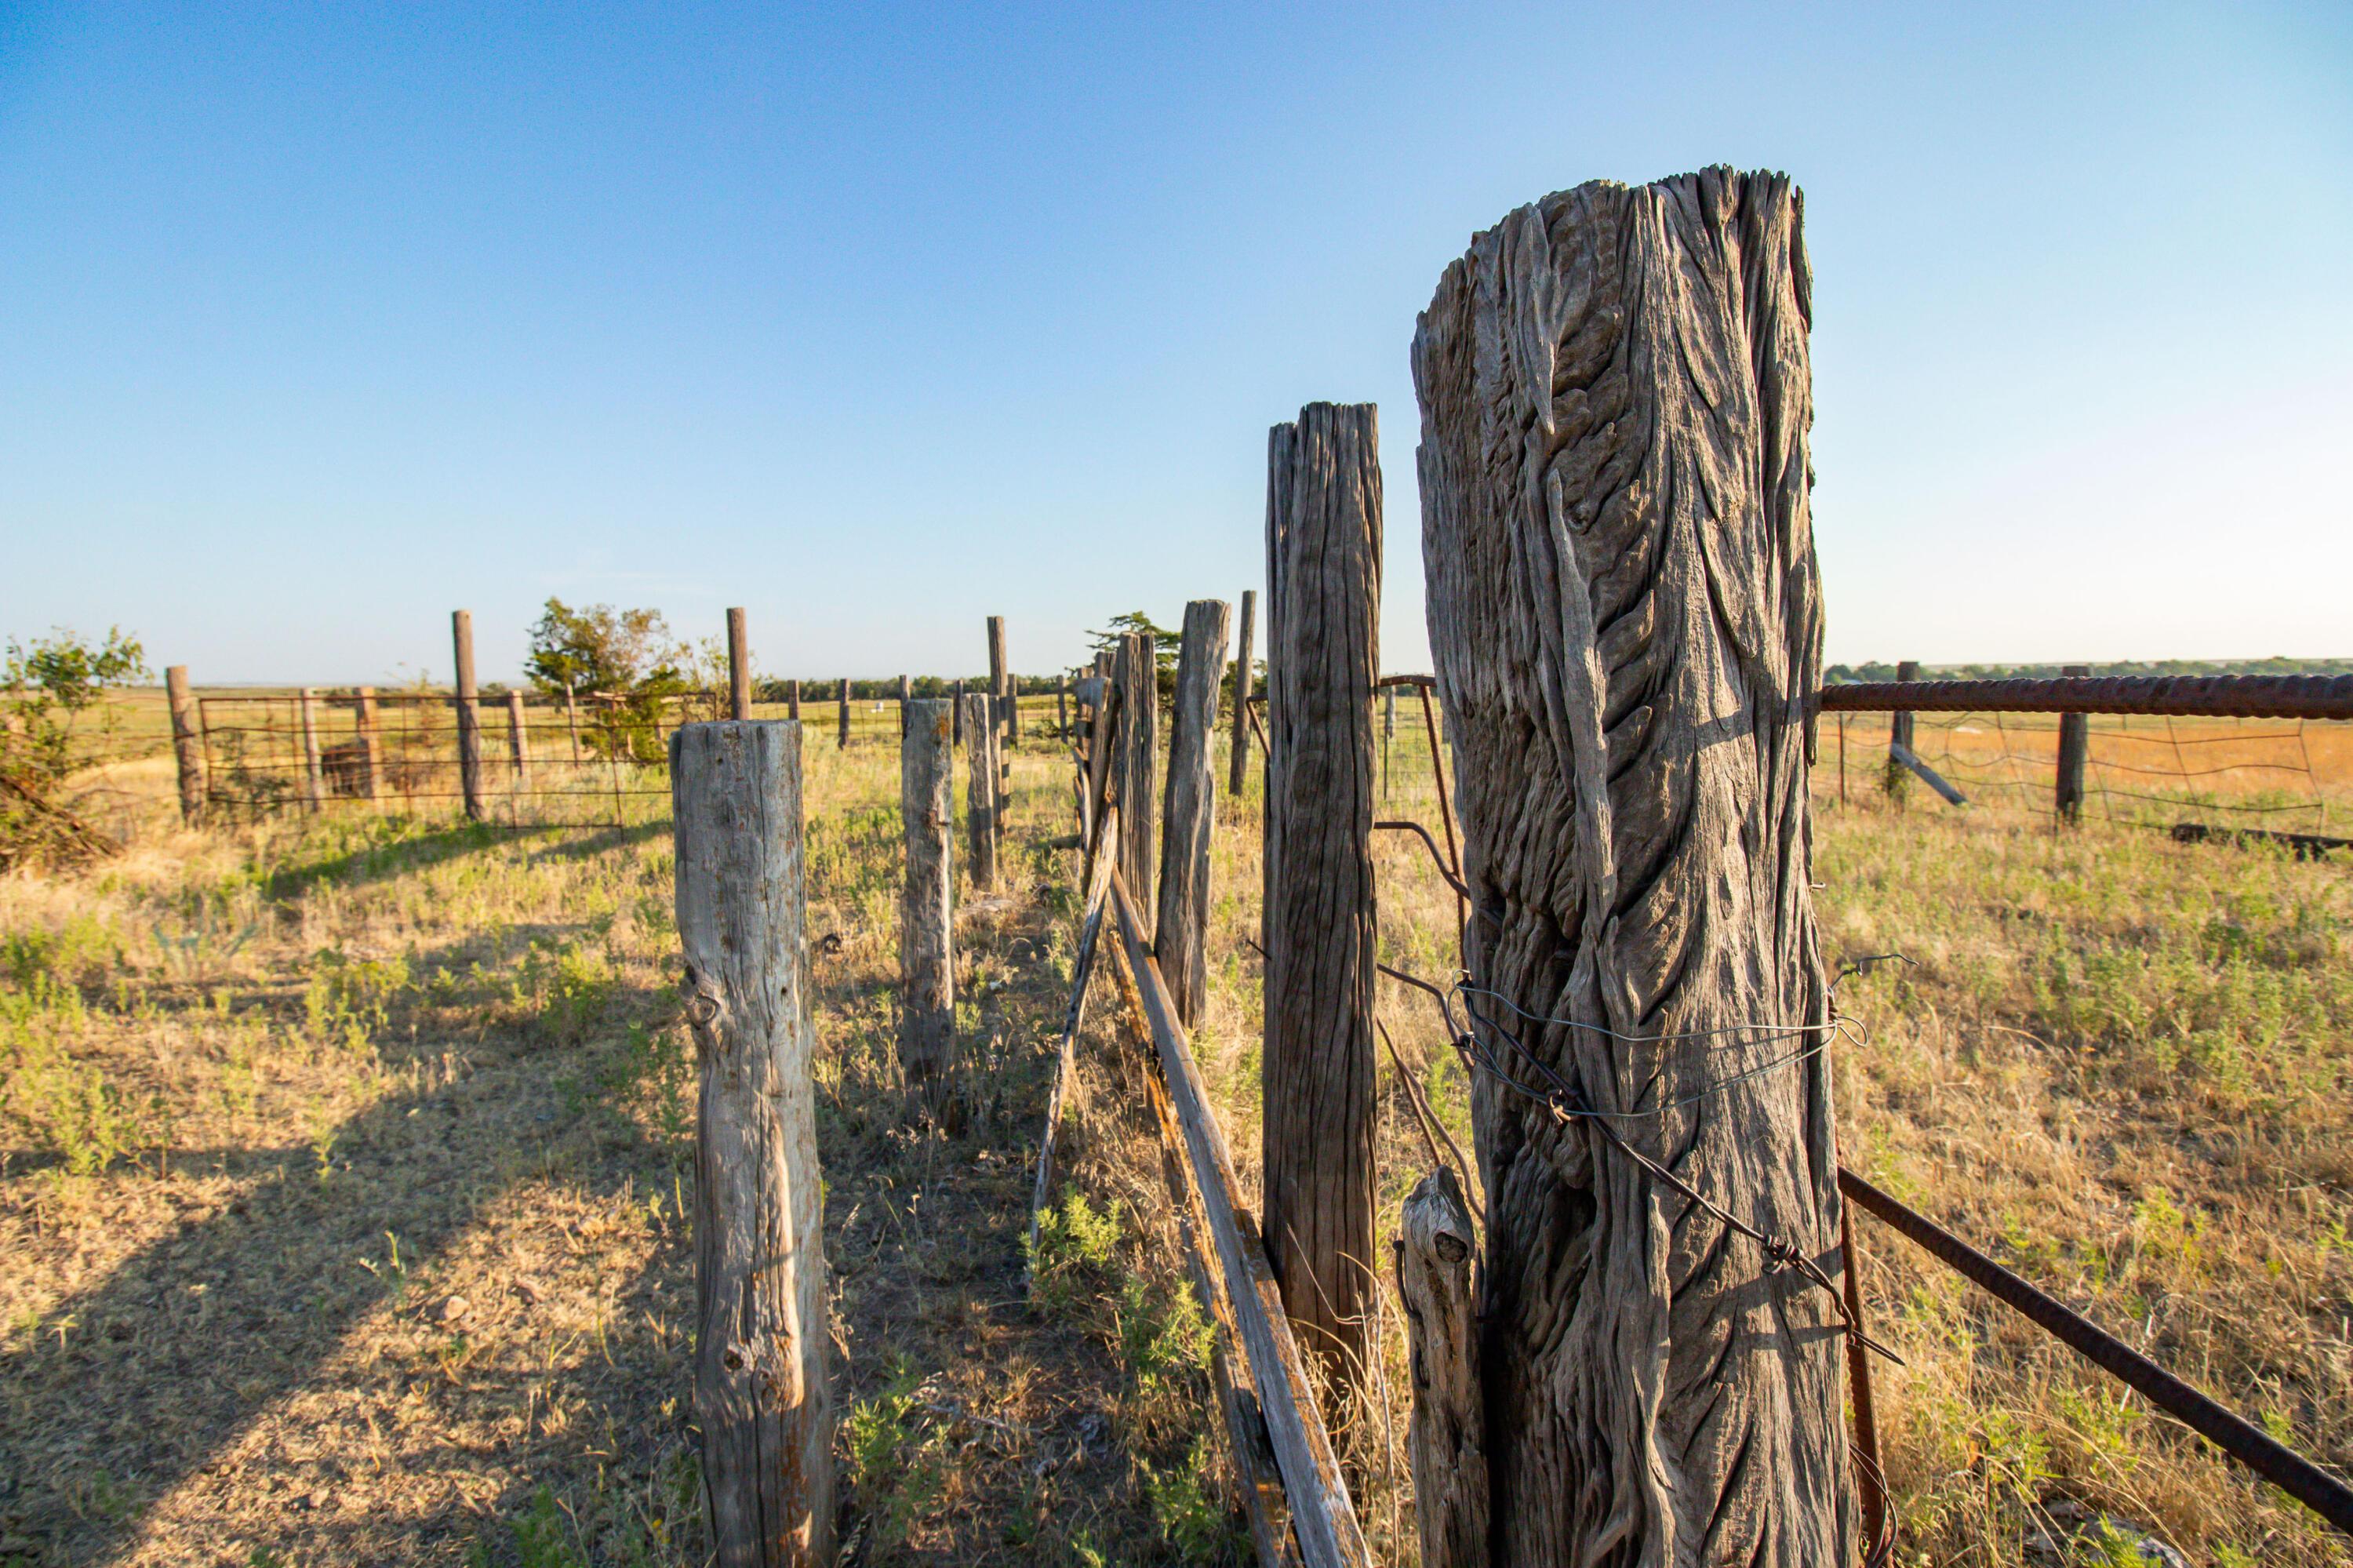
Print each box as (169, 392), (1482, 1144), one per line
(5, 704), (2349, 1566)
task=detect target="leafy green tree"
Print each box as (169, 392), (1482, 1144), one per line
(0, 627), (148, 866)
(524, 599), (686, 762)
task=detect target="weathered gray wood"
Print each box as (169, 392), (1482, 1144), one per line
(962, 692), (998, 890)
(1262, 403), (1381, 1410)
(1107, 871), (1370, 1568)
(1155, 599), (1231, 1028)
(1082, 673), (1119, 879)
(1413, 167), (1853, 1564)
(1888, 740), (1967, 806)
(2056, 662), (2089, 821)
(1027, 802), (1117, 1284)
(296, 688), (325, 812)
(987, 616), (1008, 722)
(952, 679), (967, 744)
(670, 720), (834, 1566)
(165, 666), (205, 824)
(898, 699), (956, 1116)
(1112, 632), (1158, 937)
(354, 686), (383, 804)
(506, 691), (533, 794)
(727, 607), (752, 721)
(451, 610), (485, 820)
(787, 678), (801, 721)
(837, 678), (851, 748)
(1398, 1170), (1486, 1568)
(1229, 589), (1258, 795)
(896, 675), (912, 737)
(1886, 658), (1918, 798)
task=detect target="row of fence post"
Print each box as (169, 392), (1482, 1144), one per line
(1877, 657), (2093, 819)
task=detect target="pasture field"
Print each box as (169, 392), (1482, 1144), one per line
(3, 710), (2348, 1564)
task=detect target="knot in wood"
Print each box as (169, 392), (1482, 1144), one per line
(678, 966), (726, 1032)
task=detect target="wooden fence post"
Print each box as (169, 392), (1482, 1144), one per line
(837, 678), (851, 748)
(507, 691), (533, 795)
(727, 606), (752, 721)
(987, 616), (1009, 741)
(963, 692), (998, 890)
(2056, 662), (2089, 822)
(355, 686), (384, 804)
(1413, 169), (1853, 1563)
(1006, 673), (1022, 744)
(1113, 631), (1158, 934)
(298, 688), (325, 813)
(898, 699), (957, 1119)
(787, 678), (802, 721)
(1228, 588), (1257, 796)
(1399, 1169), (1486, 1568)
(1382, 685), (1395, 799)
(1155, 598), (1231, 1028)
(165, 666), (205, 824)
(452, 610), (486, 820)
(896, 675), (912, 737)
(953, 679), (966, 744)
(1261, 404), (1381, 1419)
(1885, 658), (1918, 799)
(671, 719), (835, 1565)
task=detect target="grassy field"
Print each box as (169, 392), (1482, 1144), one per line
(4, 708), (2349, 1564)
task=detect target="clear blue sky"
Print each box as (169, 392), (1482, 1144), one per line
(2, 2), (2347, 685)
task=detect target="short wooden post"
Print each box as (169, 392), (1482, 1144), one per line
(1155, 598), (1231, 1028)
(1056, 676), (1068, 737)
(452, 610), (486, 820)
(2056, 663), (2089, 822)
(670, 719), (835, 1566)
(165, 665), (206, 824)
(962, 692), (998, 890)
(1229, 588), (1257, 795)
(1005, 672), (1022, 744)
(1399, 1169), (1487, 1568)
(896, 675), (911, 737)
(1261, 404), (1381, 1414)
(1113, 631), (1158, 935)
(952, 679), (966, 745)
(898, 699), (956, 1117)
(506, 691), (533, 793)
(787, 678), (802, 721)
(298, 688), (325, 812)
(726, 606), (752, 721)
(837, 678), (851, 748)
(1885, 658), (1918, 799)
(986, 616), (1009, 740)
(355, 686), (384, 804)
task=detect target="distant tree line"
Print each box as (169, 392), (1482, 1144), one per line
(1823, 656), (2352, 684)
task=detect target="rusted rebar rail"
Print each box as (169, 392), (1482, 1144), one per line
(1838, 1167), (2353, 1538)
(1816, 675), (2353, 722)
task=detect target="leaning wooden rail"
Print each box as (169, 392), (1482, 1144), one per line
(1106, 868), (1373, 1568)
(1839, 1168), (2353, 1538)
(1815, 674), (2353, 722)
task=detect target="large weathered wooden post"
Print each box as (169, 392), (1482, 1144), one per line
(2056, 663), (2089, 822)
(1229, 589), (1257, 795)
(165, 665), (205, 824)
(354, 686), (383, 804)
(727, 606), (752, 721)
(1156, 598), (1231, 1028)
(1413, 168), (1853, 1564)
(671, 719), (835, 1565)
(451, 610), (486, 820)
(898, 699), (956, 1117)
(1112, 631), (1158, 930)
(1261, 404), (1381, 1416)
(837, 678), (851, 749)
(962, 692), (998, 890)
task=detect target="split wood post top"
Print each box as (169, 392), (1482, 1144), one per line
(2056, 663), (2090, 822)
(1261, 404), (1381, 1417)
(1414, 168), (1851, 1563)
(897, 699), (957, 1120)
(1112, 631), (1158, 936)
(165, 665), (205, 824)
(1229, 588), (1257, 795)
(726, 606), (751, 721)
(451, 609), (486, 821)
(1399, 1170), (1486, 1568)
(1155, 598), (1231, 1029)
(670, 721), (834, 1565)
